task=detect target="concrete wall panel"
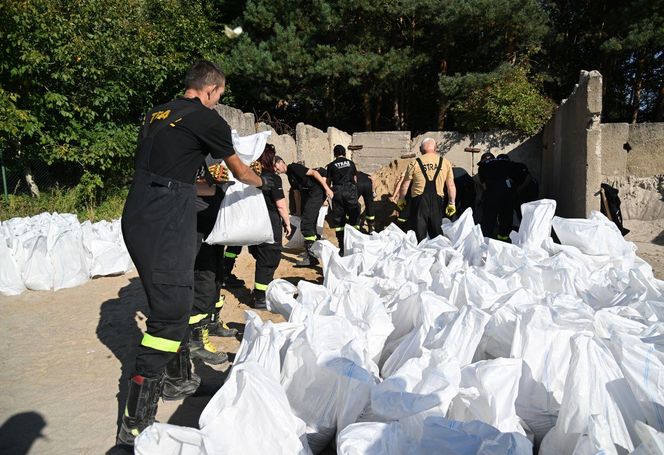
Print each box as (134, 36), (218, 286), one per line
(296, 123), (329, 169)
(214, 104), (256, 136)
(351, 131), (411, 174)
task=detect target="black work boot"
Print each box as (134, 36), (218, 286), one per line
(206, 294), (238, 337)
(335, 231), (345, 256)
(162, 347), (201, 401)
(189, 325), (229, 365)
(222, 272), (245, 288)
(117, 373), (165, 446)
(251, 289), (267, 309)
(295, 240), (319, 267)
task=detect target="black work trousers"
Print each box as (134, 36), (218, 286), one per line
(121, 169), (197, 378)
(480, 184), (515, 238)
(249, 243), (282, 294)
(409, 192), (445, 242)
(330, 183), (360, 229)
(300, 189), (325, 239)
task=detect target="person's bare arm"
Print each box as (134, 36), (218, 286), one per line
(307, 169), (334, 199)
(398, 179), (411, 200)
(391, 173), (405, 202)
(275, 198), (291, 237)
(223, 154), (262, 187)
(446, 173), (457, 205)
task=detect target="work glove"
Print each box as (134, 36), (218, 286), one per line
(445, 203), (457, 217)
(396, 199), (407, 211)
(258, 173), (275, 191)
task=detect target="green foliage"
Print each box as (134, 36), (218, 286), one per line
(0, 0), (227, 201)
(0, 185), (127, 221)
(449, 65), (555, 135)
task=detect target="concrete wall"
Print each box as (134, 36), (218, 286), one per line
(541, 70), (603, 218)
(214, 105), (255, 136)
(296, 123), (330, 169)
(350, 131), (412, 174)
(601, 123), (664, 178)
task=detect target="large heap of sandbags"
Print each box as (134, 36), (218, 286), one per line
(0, 213), (133, 295)
(136, 199), (664, 455)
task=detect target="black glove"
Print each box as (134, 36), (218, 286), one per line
(258, 174), (274, 191)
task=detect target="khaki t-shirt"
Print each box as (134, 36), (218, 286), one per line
(404, 153), (452, 197)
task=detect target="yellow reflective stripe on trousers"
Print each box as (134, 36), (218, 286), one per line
(397, 218), (406, 222)
(188, 313), (207, 325)
(255, 282), (268, 291)
(224, 251), (237, 258)
(215, 296), (225, 309)
(304, 235), (317, 241)
(334, 227), (343, 232)
(140, 333), (180, 352)
(365, 215), (375, 220)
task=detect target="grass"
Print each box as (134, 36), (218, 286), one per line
(0, 186), (128, 222)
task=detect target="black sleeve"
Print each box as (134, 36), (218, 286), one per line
(200, 114), (235, 159)
(351, 161), (358, 177)
(288, 163), (309, 181)
(326, 163), (334, 180)
(269, 173), (285, 201)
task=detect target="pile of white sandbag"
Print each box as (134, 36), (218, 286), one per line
(135, 199), (664, 455)
(0, 212), (133, 295)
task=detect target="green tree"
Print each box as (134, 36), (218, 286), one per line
(0, 0), (227, 203)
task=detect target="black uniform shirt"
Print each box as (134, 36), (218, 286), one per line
(326, 157), (357, 186)
(356, 171), (372, 193)
(288, 163), (325, 192)
(141, 97), (234, 183)
(261, 172), (286, 240)
(478, 158), (513, 188)
(508, 162), (530, 186)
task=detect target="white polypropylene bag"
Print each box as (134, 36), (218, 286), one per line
(205, 131), (274, 246)
(48, 215), (89, 290)
(284, 207), (328, 250)
(0, 229), (25, 295)
(509, 199), (556, 251)
(448, 358), (525, 435)
(551, 211), (636, 258)
(198, 361), (312, 455)
(539, 332), (645, 454)
(135, 423), (210, 455)
(337, 422), (418, 455)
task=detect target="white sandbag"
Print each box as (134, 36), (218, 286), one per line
(539, 332), (645, 455)
(198, 361), (312, 455)
(81, 219), (133, 277)
(424, 305), (491, 366)
(631, 421), (664, 455)
(609, 333), (664, 431)
(511, 305), (593, 443)
(442, 208), (475, 248)
(205, 182), (274, 245)
(448, 358), (525, 435)
(419, 416), (533, 455)
(337, 422), (418, 455)
(20, 232), (54, 290)
(551, 211), (636, 258)
(233, 311), (287, 379)
(373, 351), (460, 420)
(48, 214), (89, 290)
(205, 131), (274, 246)
(509, 199), (556, 251)
(135, 423), (209, 455)
(0, 229), (25, 295)
(284, 208), (328, 250)
(266, 279), (299, 319)
(280, 314), (364, 452)
(571, 415), (618, 455)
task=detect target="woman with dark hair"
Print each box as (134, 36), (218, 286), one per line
(248, 144), (291, 308)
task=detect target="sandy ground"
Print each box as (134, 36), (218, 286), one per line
(0, 220), (662, 454)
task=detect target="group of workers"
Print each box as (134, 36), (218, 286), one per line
(116, 60), (537, 447)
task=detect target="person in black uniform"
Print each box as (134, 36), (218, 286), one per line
(274, 158), (333, 267)
(478, 152), (515, 241)
(326, 145), (360, 255)
(117, 61), (271, 446)
(356, 171), (376, 233)
(249, 145), (291, 308)
(496, 154), (539, 220)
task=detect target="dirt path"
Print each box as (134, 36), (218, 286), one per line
(0, 221), (661, 454)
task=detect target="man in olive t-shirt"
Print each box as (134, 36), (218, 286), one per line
(398, 138), (457, 241)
